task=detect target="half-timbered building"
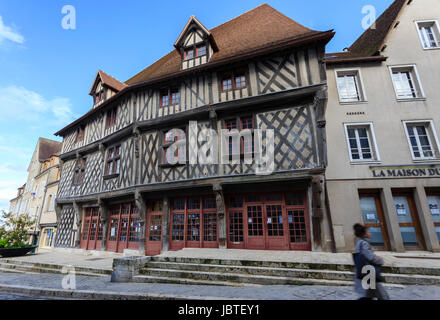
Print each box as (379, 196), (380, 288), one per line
(54, 4), (335, 255)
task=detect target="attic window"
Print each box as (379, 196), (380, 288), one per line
(95, 90), (105, 104)
(196, 45), (206, 57)
(184, 48), (194, 60)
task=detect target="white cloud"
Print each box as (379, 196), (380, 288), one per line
(0, 85), (77, 125)
(0, 180), (22, 212)
(0, 16), (24, 44)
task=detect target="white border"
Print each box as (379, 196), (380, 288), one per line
(414, 20), (440, 50)
(388, 64), (425, 100)
(334, 67), (368, 103)
(343, 122), (381, 164)
(402, 119), (440, 161)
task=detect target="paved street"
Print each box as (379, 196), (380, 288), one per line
(0, 272), (439, 300)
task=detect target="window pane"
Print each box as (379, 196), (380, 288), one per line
(337, 74), (360, 101)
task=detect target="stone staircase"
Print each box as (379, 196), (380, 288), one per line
(132, 256), (440, 287)
(0, 259), (112, 277)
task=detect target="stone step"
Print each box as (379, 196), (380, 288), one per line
(151, 256), (440, 276)
(0, 259), (112, 276)
(132, 275), (262, 287)
(143, 261), (354, 281)
(139, 267), (355, 286)
(0, 262), (108, 278)
(142, 261), (440, 286)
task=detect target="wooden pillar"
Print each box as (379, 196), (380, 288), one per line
(54, 204), (62, 247)
(135, 190), (147, 253)
(161, 197), (170, 252)
(72, 202), (83, 248)
(98, 198), (109, 251)
(213, 184), (226, 249)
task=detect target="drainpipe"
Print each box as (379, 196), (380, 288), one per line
(324, 180), (337, 253)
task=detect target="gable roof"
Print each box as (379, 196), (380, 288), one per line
(174, 15), (213, 48)
(326, 0), (407, 63)
(126, 4), (324, 85)
(38, 138), (62, 162)
(89, 70), (127, 95)
(55, 4), (333, 137)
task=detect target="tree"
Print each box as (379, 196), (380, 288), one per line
(0, 211), (35, 248)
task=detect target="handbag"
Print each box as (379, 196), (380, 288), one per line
(352, 252), (385, 282)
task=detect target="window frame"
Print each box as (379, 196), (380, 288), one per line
(72, 157), (87, 185)
(344, 122), (381, 164)
(75, 126), (85, 143)
(415, 20), (440, 50)
(106, 108), (117, 129)
(221, 70), (247, 92)
(104, 145), (121, 178)
(403, 120), (440, 161)
(388, 65), (425, 100)
(161, 128), (187, 167)
(334, 68), (367, 103)
(196, 44), (207, 57)
(223, 115), (255, 157)
(160, 87), (180, 108)
(184, 48), (194, 60)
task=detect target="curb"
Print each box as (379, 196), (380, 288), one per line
(0, 284), (237, 300)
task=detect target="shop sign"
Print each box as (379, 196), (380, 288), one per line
(371, 166), (440, 178)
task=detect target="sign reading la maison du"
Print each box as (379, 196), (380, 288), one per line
(371, 165), (440, 178)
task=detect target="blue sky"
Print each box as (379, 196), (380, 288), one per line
(0, 0), (394, 211)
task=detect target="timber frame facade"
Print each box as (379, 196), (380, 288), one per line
(54, 4), (336, 254)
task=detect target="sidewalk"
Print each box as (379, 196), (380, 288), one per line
(0, 272), (439, 300)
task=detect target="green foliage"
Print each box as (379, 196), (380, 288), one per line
(0, 211), (35, 248)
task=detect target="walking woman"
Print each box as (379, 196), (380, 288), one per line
(353, 223), (390, 300)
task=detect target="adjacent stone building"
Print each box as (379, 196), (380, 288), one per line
(54, 5), (335, 255)
(8, 138), (62, 249)
(326, 0), (440, 252)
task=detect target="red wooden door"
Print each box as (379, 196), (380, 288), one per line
(202, 197), (218, 248)
(227, 196), (245, 249)
(186, 198), (201, 248)
(170, 198), (185, 251)
(146, 200), (163, 256)
(106, 205), (121, 252)
(127, 205), (141, 250)
(285, 192), (311, 251)
(80, 209), (92, 249)
(265, 194), (289, 250)
(86, 208), (100, 250)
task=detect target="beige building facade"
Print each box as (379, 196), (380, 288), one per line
(326, 0), (440, 253)
(8, 138), (62, 249)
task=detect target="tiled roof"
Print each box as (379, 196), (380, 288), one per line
(89, 70), (127, 95)
(38, 138), (62, 161)
(325, 0), (407, 63)
(125, 4), (322, 85)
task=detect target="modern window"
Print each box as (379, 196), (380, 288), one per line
(221, 71), (247, 92)
(73, 158), (87, 185)
(105, 146), (121, 176)
(389, 65), (424, 100)
(403, 120), (440, 160)
(160, 87), (180, 107)
(335, 69), (366, 102)
(75, 126), (85, 143)
(162, 129), (186, 165)
(344, 123), (380, 163)
(106, 108), (117, 128)
(416, 20), (440, 49)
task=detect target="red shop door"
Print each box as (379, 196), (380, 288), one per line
(106, 205), (121, 252)
(80, 209), (92, 249)
(87, 208), (100, 250)
(285, 192), (311, 251)
(170, 198), (186, 251)
(265, 194), (289, 250)
(186, 198), (202, 248)
(146, 200), (163, 256)
(202, 197), (218, 248)
(227, 196), (245, 249)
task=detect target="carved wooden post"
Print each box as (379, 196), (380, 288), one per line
(213, 183), (226, 249)
(135, 190), (147, 253)
(72, 202), (83, 248)
(98, 198), (109, 251)
(311, 176), (325, 249)
(161, 197), (170, 252)
(54, 203), (62, 247)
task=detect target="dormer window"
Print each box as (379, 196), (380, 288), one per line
(95, 90), (105, 105)
(160, 87), (180, 107)
(184, 48), (194, 60)
(196, 45), (206, 57)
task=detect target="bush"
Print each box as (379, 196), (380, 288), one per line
(0, 211), (35, 248)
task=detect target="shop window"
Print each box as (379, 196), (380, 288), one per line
(389, 65), (424, 100)
(344, 123), (380, 163)
(335, 68), (366, 103)
(403, 120), (440, 160)
(416, 20), (440, 49)
(228, 212), (244, 242)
